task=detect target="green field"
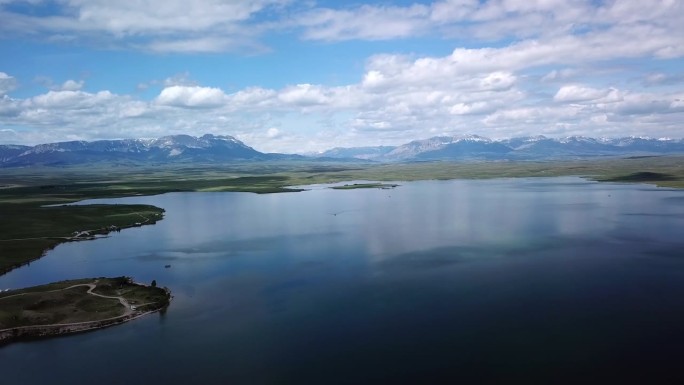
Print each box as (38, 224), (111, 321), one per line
(1, 156), (683, 276)
(0, 204), (164, 275)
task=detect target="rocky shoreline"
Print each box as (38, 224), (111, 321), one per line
(0, 305), (165, 345)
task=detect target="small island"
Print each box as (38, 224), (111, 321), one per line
(331, 183), (399, 190)
(0, 277), (171, 345)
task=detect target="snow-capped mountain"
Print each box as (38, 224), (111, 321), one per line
(384, 135), (511, 161)
(317, 134), (684, 162)
(0, 145), (30, 162)
(319, 146), (395, 160)
(2, 134), (684, 167)
(1, 134), (270, 166)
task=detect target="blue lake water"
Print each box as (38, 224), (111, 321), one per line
(2, 177), (684, 384)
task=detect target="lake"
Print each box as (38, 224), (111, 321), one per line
(2, 177), (684, 384)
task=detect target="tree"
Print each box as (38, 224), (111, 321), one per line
(151, 279), (157, 288)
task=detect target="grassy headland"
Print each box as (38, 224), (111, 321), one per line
(0, 277), (170, 344)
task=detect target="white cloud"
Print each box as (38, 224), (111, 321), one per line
(0, 0), (285, 53)
(156, 86), (227, 108)
(2, 1), (684, 151)
(610, 93), (683, 116)
(298, 4), (431, 41)
(0, 95), (21, 117)
(163, 72), (196, 87)
(278, 84), (330, 106)
(449, 102), (493, 115)
(30, 90), (114, 109)
(32, 77), (85, 91)
(292, 0), (684, 47)
(0, 72), (17, 95)
(643, 72), (684, 87)
(71, 0), (266, 35)
(554, 85), (611, 103)
(229, 87), (277, 108)
(57, 79), (84, 91)
(145, 36), (262, 54)
(1, 0), (683, 57)
(541, 68), (578, 82)
(480, 72), (516, 91)
(266, 127), (281, 139)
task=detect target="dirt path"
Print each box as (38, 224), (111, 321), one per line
(0, 280), (169, 342)
(83, 283), (134, 316)
(0, 281), (133, 316)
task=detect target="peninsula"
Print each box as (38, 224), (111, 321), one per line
(0, 277), (171, 345)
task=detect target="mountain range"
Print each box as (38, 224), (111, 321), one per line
(0, 134), (300, 167)
(2, 134), (684, 167)
(319, 134), (684, 161)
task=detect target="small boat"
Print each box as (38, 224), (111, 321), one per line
(164, 264), (171, 268)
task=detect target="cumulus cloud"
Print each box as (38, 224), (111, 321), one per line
(71, 0), (272, 35)
(33, 77), (85, 91)
(266, 127), (281, 139)
(294, 0), (684, 46)
(0, 72), (17, 95)
(56, 79), (84, 91)
(643, 72), (684, 87)
(163, 73), (197, 87)
(554, 85), (611, 103)
(145, 36), (265, 54)
(229, 87), (277, 108)
(3, 71), (684, 152)
(2, 0), (682, 54)
(0, 88), (161, 143)
(278, 84), (330, 106)
(0, 0), (286, 53)
(298, 4), (431, 41)
(156, 86), (227, 108)
(449, 102), (494, 115)
(31, 90), (114, 109)
(480, 72), (516, 91)
(609, 93), (683, 116)
(541, 68), (578, 83)
(2, 1), (684, 150)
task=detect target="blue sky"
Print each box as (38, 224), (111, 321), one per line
(1, 0), (683, 153)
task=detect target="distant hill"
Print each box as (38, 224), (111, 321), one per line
(0, 145), (30, 163)
(318, 146), (396, 160)
(2, 134), (684, 167)
(0, 134), (283, 167)
(384, 135), (512, 161)
(317, 135), (684, 162)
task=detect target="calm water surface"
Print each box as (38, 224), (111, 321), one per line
(2, 177), (684, 384)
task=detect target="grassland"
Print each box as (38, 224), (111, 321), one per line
(1, 156), (683, 277)
(0, 204), (164, 275)
(0, 277), (170, 344)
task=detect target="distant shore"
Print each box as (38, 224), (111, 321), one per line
(1, 157), (682, 278)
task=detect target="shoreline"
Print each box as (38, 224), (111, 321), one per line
(0, 306), (165, 345)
